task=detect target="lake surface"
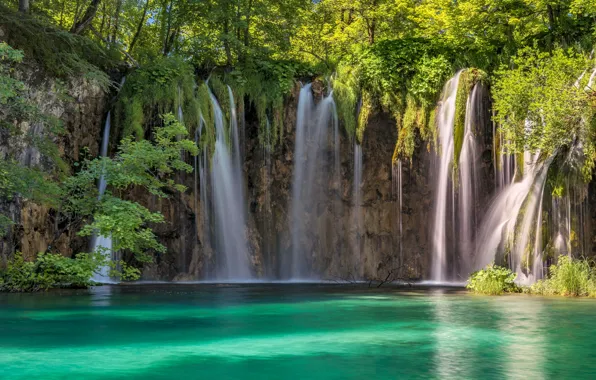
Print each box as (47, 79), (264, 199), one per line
(1, 284), (595, 379)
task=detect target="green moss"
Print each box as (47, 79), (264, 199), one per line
(116, 57), (197, 140)
(333, 64), (360, 139)
(0, 5), (114, 90)
(357, 91), (373, 144)
(392, 96), (433, 164)
(453, 68), (487, 170)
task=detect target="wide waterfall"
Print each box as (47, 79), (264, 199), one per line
(287, 84), (340, 279)
(91, 111), (114, 283)
(208, 87), (251, 280)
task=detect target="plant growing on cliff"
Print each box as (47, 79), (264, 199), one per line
(62, 113), (198, 265)
(0, 42), (64, 237)
(492, 48), (595, 179)
(467, 264), (520, 295)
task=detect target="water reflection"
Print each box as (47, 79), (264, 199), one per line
(89, 285), (113, 307)
(497, 298), (546, 379)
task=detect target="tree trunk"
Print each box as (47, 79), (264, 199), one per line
(162, 0), (174, 55)
(111, 0), (123, 43)
(128, 0), (151, 54)
(367, 20), (376, 45)
(224, 18), (233, 66)
(18, 0), (29, 13)
(71, 0), (102, 35)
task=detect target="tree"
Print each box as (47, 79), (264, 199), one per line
(71, 0), (102, 34)
(18, 0), (29, 13)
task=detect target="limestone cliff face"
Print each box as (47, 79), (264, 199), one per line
(0, 71), (485, 281)
(0, 63), (106, 262)
(10, 74), (590, 282)
(132, 83), (441, 281)
(244, 91), (434, 282)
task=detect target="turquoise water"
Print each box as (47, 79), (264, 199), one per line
(1, 284), (595, 379)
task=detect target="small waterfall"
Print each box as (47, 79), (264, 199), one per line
(208, 87), (251, 280)
(91, 111), (114, 283)
(431, 72), (461, 281)
(262, 117), (274, 277)
(197, 115), (211, 271)
(392, 159), (404, 266)
(352, 143), (363, 276)
(287, 85), (339, 279)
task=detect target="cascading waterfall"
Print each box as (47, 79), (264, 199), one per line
(287, 85), (339, 279)
(457, 84), (482, 276)
(431, 72), (461, 281)
(431, 72), (487, 281)
(475, 65), (596, 283)
(352, 143), (363, 276)
(91, 111), (114, 283)
(475, 152), (553, 283)
(208, 87), (251, 280)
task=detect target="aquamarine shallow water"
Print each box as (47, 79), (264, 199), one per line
(1, 284), (595, 379)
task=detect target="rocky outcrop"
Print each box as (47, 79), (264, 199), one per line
(0, 63), (107, 262)
(8, 69), (592, 283)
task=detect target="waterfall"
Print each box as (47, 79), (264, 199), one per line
(430, 72), (487, 281)
(457, 84), (482, 276)
(431, 72), (461, 281)
(287, 85), (339, 279)
(208, 87), (251, 280)
(475, 152), (553, 283)
(392, 159), (403, 267)
(352, 143), (363, 277)
(91, 112), (114, 283)
(197, 115), (211, 273)
(262, 117), (274, 277)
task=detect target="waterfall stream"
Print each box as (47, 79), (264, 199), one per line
(209, 87), (251, 280)
(352, 143), (363, 277)
(431, 72), (461, 281)
(91, 111), (114, 283)
(287, 85), (339, 279)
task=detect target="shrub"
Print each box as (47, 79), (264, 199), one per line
(530, 256), (596, 297)
(467, 263), (520, 295)
(0, 252), (103, 292)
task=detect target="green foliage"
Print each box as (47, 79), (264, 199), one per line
(333, 63), (360, 138)
(410, 56), (452, 103)
(0, 252), (102, 292)
(453, 68), (487, 168)
(530, 256), (596, 297)
(0, 5), (113, 89)
(63, 114), (197, 262)
(493, 48), (593, 162)
(467, 263), (520, 295)
(117, 57), (197, 139)
(226, 58), (314, 148)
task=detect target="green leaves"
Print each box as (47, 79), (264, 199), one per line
(530, 256), (596, 297)
(0, 252), (103, 292)
(63, 113), (196, 262)
(492, 47), (595, 178)
(467, 263), (520, 295)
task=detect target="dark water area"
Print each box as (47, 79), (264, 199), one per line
(0, 283), (595, 379)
